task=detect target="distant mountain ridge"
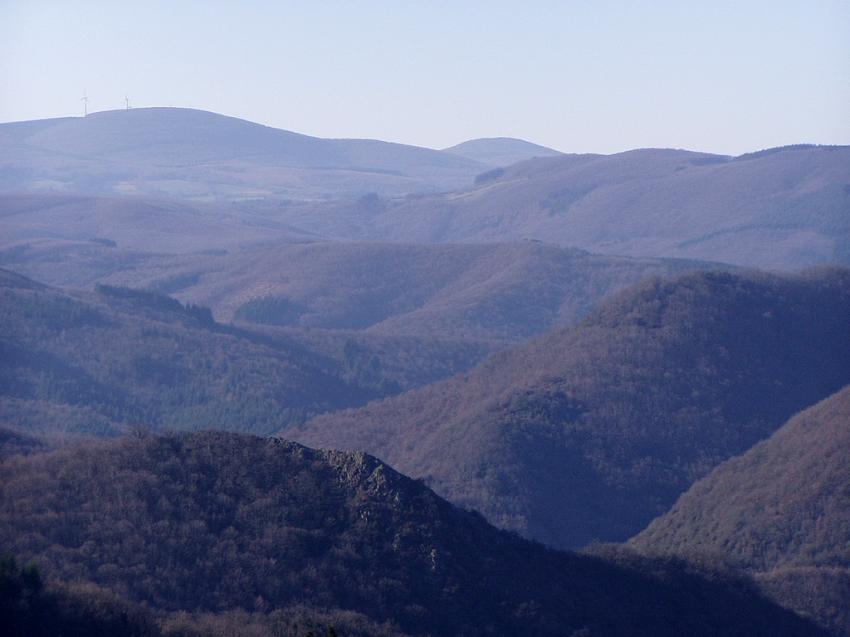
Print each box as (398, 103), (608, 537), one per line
(0, 107), (487, 199)
(4, 108), (847, 270)
(350, 144), (850, 269)
(442, 137), (562, 166)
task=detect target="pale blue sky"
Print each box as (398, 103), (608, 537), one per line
(1, 1), (848, 154)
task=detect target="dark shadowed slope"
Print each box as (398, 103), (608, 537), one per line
(631, 387), (850, 636)
(0, 108), (486, 199)
(355, 145), (850, 269)
(442, 137), (562, 166)
(632, 387), (850, 569)
(294, 268), (850, 550)
(0, 431), (827, 637)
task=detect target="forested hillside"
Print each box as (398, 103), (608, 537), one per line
(631, 387), (850, 636)
(1, 269), (484, 440)
(0, 431), (827, 637)
(1, 238), (697, 343)
(295, 268), (850, 549)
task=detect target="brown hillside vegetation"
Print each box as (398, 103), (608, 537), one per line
(294, 268), (850, 549)
(631, 387), (850, 636)
(1, 239), (699, 342)
(338, 145), (850, 270)
(1, 269), (437, 439)
(0, 431), (828, 637)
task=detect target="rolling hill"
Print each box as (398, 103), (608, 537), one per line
(0, 108), (486, 200)
(442, 137), (562, 166)
(1, 239), (701, 342)
(294, 268), (850, 550)
(0, 269), (491, 440)
(0, 193), (315, 254)
(631, 387), (850, 636)
(317, 144), (850, 269)
(0, 430), (827, 636)
(5, 110), (847, 270)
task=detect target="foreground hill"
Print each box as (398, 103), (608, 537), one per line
(295, 268), (850, 549)
(323, 145), (850, 270)
(442, 137), (562, 166)
(0, 108), (486, 199)
(1, 239), (697, 343)
(0, 431), (827, 636)
(0, 269), (489, 440)
(631, 387), (850, 636)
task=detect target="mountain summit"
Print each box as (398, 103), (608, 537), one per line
(442, 137), (562, 166)
(0, 107), (486, 199)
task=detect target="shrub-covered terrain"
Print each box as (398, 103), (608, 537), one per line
(296, 268), (850, 549)
(631, 387), (850, 636)
(0, 431), (827, 636)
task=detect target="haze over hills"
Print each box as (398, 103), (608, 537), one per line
(2, 105), (848, 635)
(0, 430), (828, 637)
(295, 268), (850, 550)
(442, 137), (562, 166)
(1, 239), (702, 343)
(3, 4), (849, 635)
(0, 108), (487, 200)
(0, 193), (314, 253)
(3, 108), (847, 271)
(631, 387), (850, 636)
(347, 145), (850, 269)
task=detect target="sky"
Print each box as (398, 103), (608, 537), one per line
(1, 0), (848, 155)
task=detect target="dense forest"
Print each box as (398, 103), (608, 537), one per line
(0, 431), (827, 636)
(296, 268), (850, 549)
(631, 386), (850, 636)
(0, 269), (491, 439)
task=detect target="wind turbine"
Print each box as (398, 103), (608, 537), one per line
(81, 90), (89, 116)
(125, 95), (131, 110)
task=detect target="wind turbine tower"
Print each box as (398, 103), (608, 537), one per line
(125, 96), (131, 110)
(81, 90), (89, 117)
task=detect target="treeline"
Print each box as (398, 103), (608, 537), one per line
(95, 284), (214, 326)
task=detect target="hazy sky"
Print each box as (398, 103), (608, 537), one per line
(1, 1), (848, 154)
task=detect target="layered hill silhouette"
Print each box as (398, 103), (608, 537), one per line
(3, 241), (695, 342)
(5, 109), (847, 270)
(322, 145), (850, 269)
(442, 137), (562, 166)
(631, 387), (850, 636)
(0, 269), (490, 440)
(0, 108), (486, 199)
(294, 268), (850, 549)
(0, 431), (827, 636)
